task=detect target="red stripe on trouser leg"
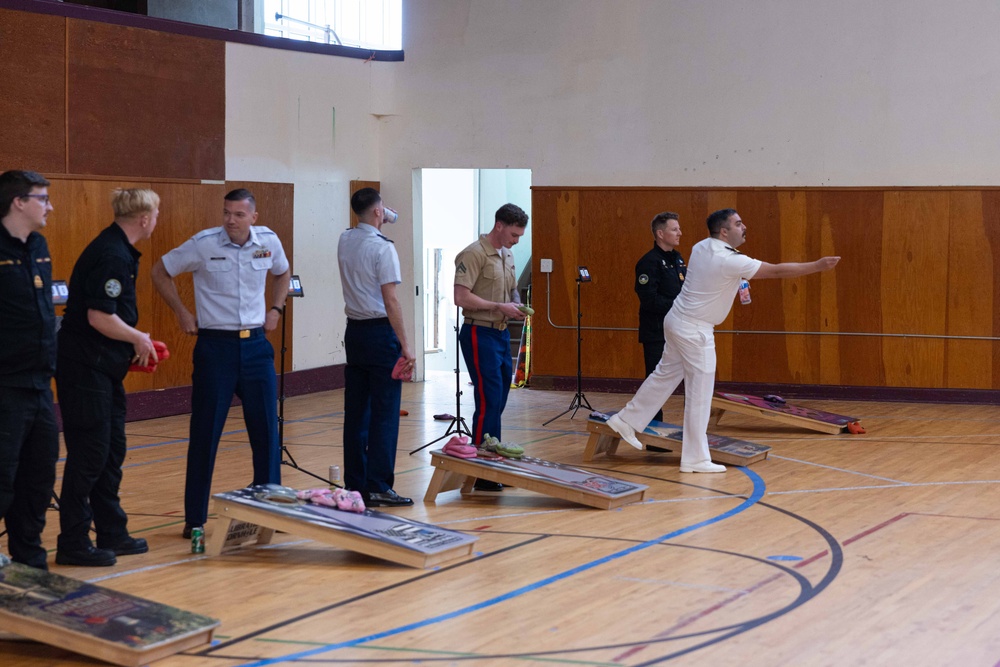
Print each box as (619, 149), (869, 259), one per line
(470, 326), (486, 444)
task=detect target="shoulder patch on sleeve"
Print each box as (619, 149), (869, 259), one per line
(638, 274), (649, 285)
(104, 279), (122, 298)
(456, 261), (467, 275)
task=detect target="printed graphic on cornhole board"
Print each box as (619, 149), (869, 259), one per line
(585, 411), (770, 465)
(426, 450), (647, 510)
(0, 560), (217, 667)
(209, 488), (478, 569)
(711, 391), (863, 435)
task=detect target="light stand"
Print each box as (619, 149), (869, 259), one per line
(409, 306), (472, 455)
(277, 275), (333, 485)
(543, 267), (593, 425)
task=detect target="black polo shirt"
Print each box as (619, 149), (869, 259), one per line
(58, 222), (140, 379)
(0, 222), (56, 389)
(634, 245), (686, 344)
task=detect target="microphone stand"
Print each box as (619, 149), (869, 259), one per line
(410, 306), (472, 455)
(543, 276), (592, 425)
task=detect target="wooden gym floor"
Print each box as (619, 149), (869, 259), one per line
(6, 371), (1000, 666)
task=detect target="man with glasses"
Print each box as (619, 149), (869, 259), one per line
(0, 170), (59, 569)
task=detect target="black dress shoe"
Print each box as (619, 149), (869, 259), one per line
(55, 546), (117, 567)
(367, 489), (414, 507)
(473, 479), (504, 492)
(98, 536), (148, 556)
(181, 524), (201, 539)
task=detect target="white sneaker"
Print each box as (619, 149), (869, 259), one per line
(607, 414), (643, 450)
(679, 461), (727, 473)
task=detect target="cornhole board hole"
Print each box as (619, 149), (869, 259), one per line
(584, 412), (770, 466)
(711, 391), (862, 435)
(207, 488), (477, 569)
(0, 560), (217, 666)
(425, 451), (647, 510)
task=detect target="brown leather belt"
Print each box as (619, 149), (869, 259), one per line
(464, 318), (507, 331)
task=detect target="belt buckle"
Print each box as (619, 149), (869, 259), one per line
(239, 329), (250, 339)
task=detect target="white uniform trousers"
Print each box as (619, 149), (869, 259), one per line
(616, 309), (717, 466)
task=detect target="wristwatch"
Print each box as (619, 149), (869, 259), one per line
(270, 306), (284, 316)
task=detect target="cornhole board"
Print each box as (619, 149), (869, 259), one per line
(584, 412), (770, 466)
(207, 488), (477, 569)
(0, 560), (217, 666)
(711, 391), (861, 435)
(425, 450), (647, 510)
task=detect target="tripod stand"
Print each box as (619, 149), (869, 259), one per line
(543, 274), (593, 425)
(277, 276), (333, 485)
(410, 306), (472, 455)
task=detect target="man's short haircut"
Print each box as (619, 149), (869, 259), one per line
(707, 208), (738, 236)
(495, 203), (528, 227)
(112, 188), (160, 218)
(651, 211), (679, 234)
(350, 187), (382, 215)
(0, 170), (50, 219)
(225, 188), (256, 209)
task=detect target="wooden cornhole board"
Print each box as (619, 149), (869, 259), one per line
(207, 487), (478, 569)
(584, 413), (770, 466)
(425, 451), (647, 510)
(711, 391), (861, 435)
(0, 559), (217, 666)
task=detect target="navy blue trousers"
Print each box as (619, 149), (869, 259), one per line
(185, 329), (280, 525)
(56, 358), (130, 552)
(0, 386), (58, 568)
(460, 323), (511, 445)
(343, 319), (401, 494)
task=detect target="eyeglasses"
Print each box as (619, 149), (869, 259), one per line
(22, 194), (50, 204)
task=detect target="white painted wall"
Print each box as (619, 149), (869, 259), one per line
(227, 0), (1000, 373)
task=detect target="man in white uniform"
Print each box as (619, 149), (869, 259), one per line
(607, 208), (840, 472)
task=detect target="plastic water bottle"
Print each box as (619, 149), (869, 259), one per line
(738, 279), (751, 305)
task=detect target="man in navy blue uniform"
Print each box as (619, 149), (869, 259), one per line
(0, 170), (58, 569)
(337, 188), (415, 507)
(454, 203), (528, 492)
(634, 211), (685, 424)
(56, 188), (159, 566)
(153, 189), (290, 537)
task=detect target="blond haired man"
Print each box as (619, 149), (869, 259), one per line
(56, 188), (159, 567)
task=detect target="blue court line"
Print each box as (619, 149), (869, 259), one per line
(237, 467), (767, 667)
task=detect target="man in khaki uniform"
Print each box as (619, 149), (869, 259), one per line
(454, 203), (528, 491)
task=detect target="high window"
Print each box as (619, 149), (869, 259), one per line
(262, 0), (402, 50)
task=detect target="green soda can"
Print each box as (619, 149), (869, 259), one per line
(191, 526), (205, 554)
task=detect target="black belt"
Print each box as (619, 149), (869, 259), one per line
(347, 317), (390, 327)
(197, 327), (264, 339)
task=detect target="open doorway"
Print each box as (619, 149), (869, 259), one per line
(419, 168), (532, 375)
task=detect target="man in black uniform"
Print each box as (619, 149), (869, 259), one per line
(634, 211), (685, 424)
(0, 170), (59, 569)
(56, 189), (159, 567)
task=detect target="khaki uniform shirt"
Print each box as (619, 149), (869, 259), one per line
(455, 235), (516, 325)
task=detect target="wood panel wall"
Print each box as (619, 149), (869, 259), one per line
(531, 187), (1000, 390)
(0, 6), (224, 180)
(46, 177), (294, 396)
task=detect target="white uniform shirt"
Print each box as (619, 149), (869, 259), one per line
(671, 237), (762, 326)
(338, 223), (401, 320)
(161, 226), (289, 330)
